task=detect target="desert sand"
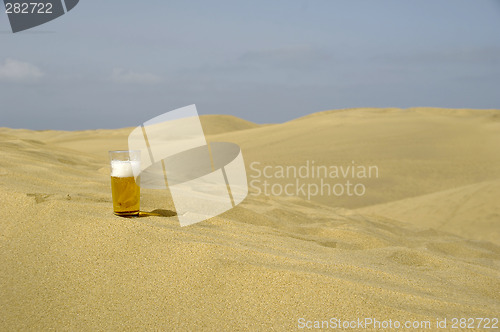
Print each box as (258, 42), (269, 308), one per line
(1, 108), (499, 330)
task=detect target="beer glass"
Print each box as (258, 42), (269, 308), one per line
(109, 150), (141, 216)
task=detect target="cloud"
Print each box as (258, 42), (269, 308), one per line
(0, 58), (44, 82)
(111, 68), (163, 84)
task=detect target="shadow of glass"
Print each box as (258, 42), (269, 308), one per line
(140, 209), (177, 217)
(119, 210), (177, 218)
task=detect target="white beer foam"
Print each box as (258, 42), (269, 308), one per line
(111, 160), (140, 178)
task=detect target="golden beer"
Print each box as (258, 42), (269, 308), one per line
(111, 176), (140, 216)
(109, 151), (141, 217)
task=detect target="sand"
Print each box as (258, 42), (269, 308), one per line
(0, 108), (499, 330)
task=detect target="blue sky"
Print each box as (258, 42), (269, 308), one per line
(0, 0), (499, 130)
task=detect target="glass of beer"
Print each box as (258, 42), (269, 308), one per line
(109, 150), (141, 216)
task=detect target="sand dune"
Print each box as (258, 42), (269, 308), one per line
(359, 180), (500, 244)
(0, 115), (260, 159)
(210, 107), (500, 208)
(199, 114), (261, 135)
(1, 108), (499, 330)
